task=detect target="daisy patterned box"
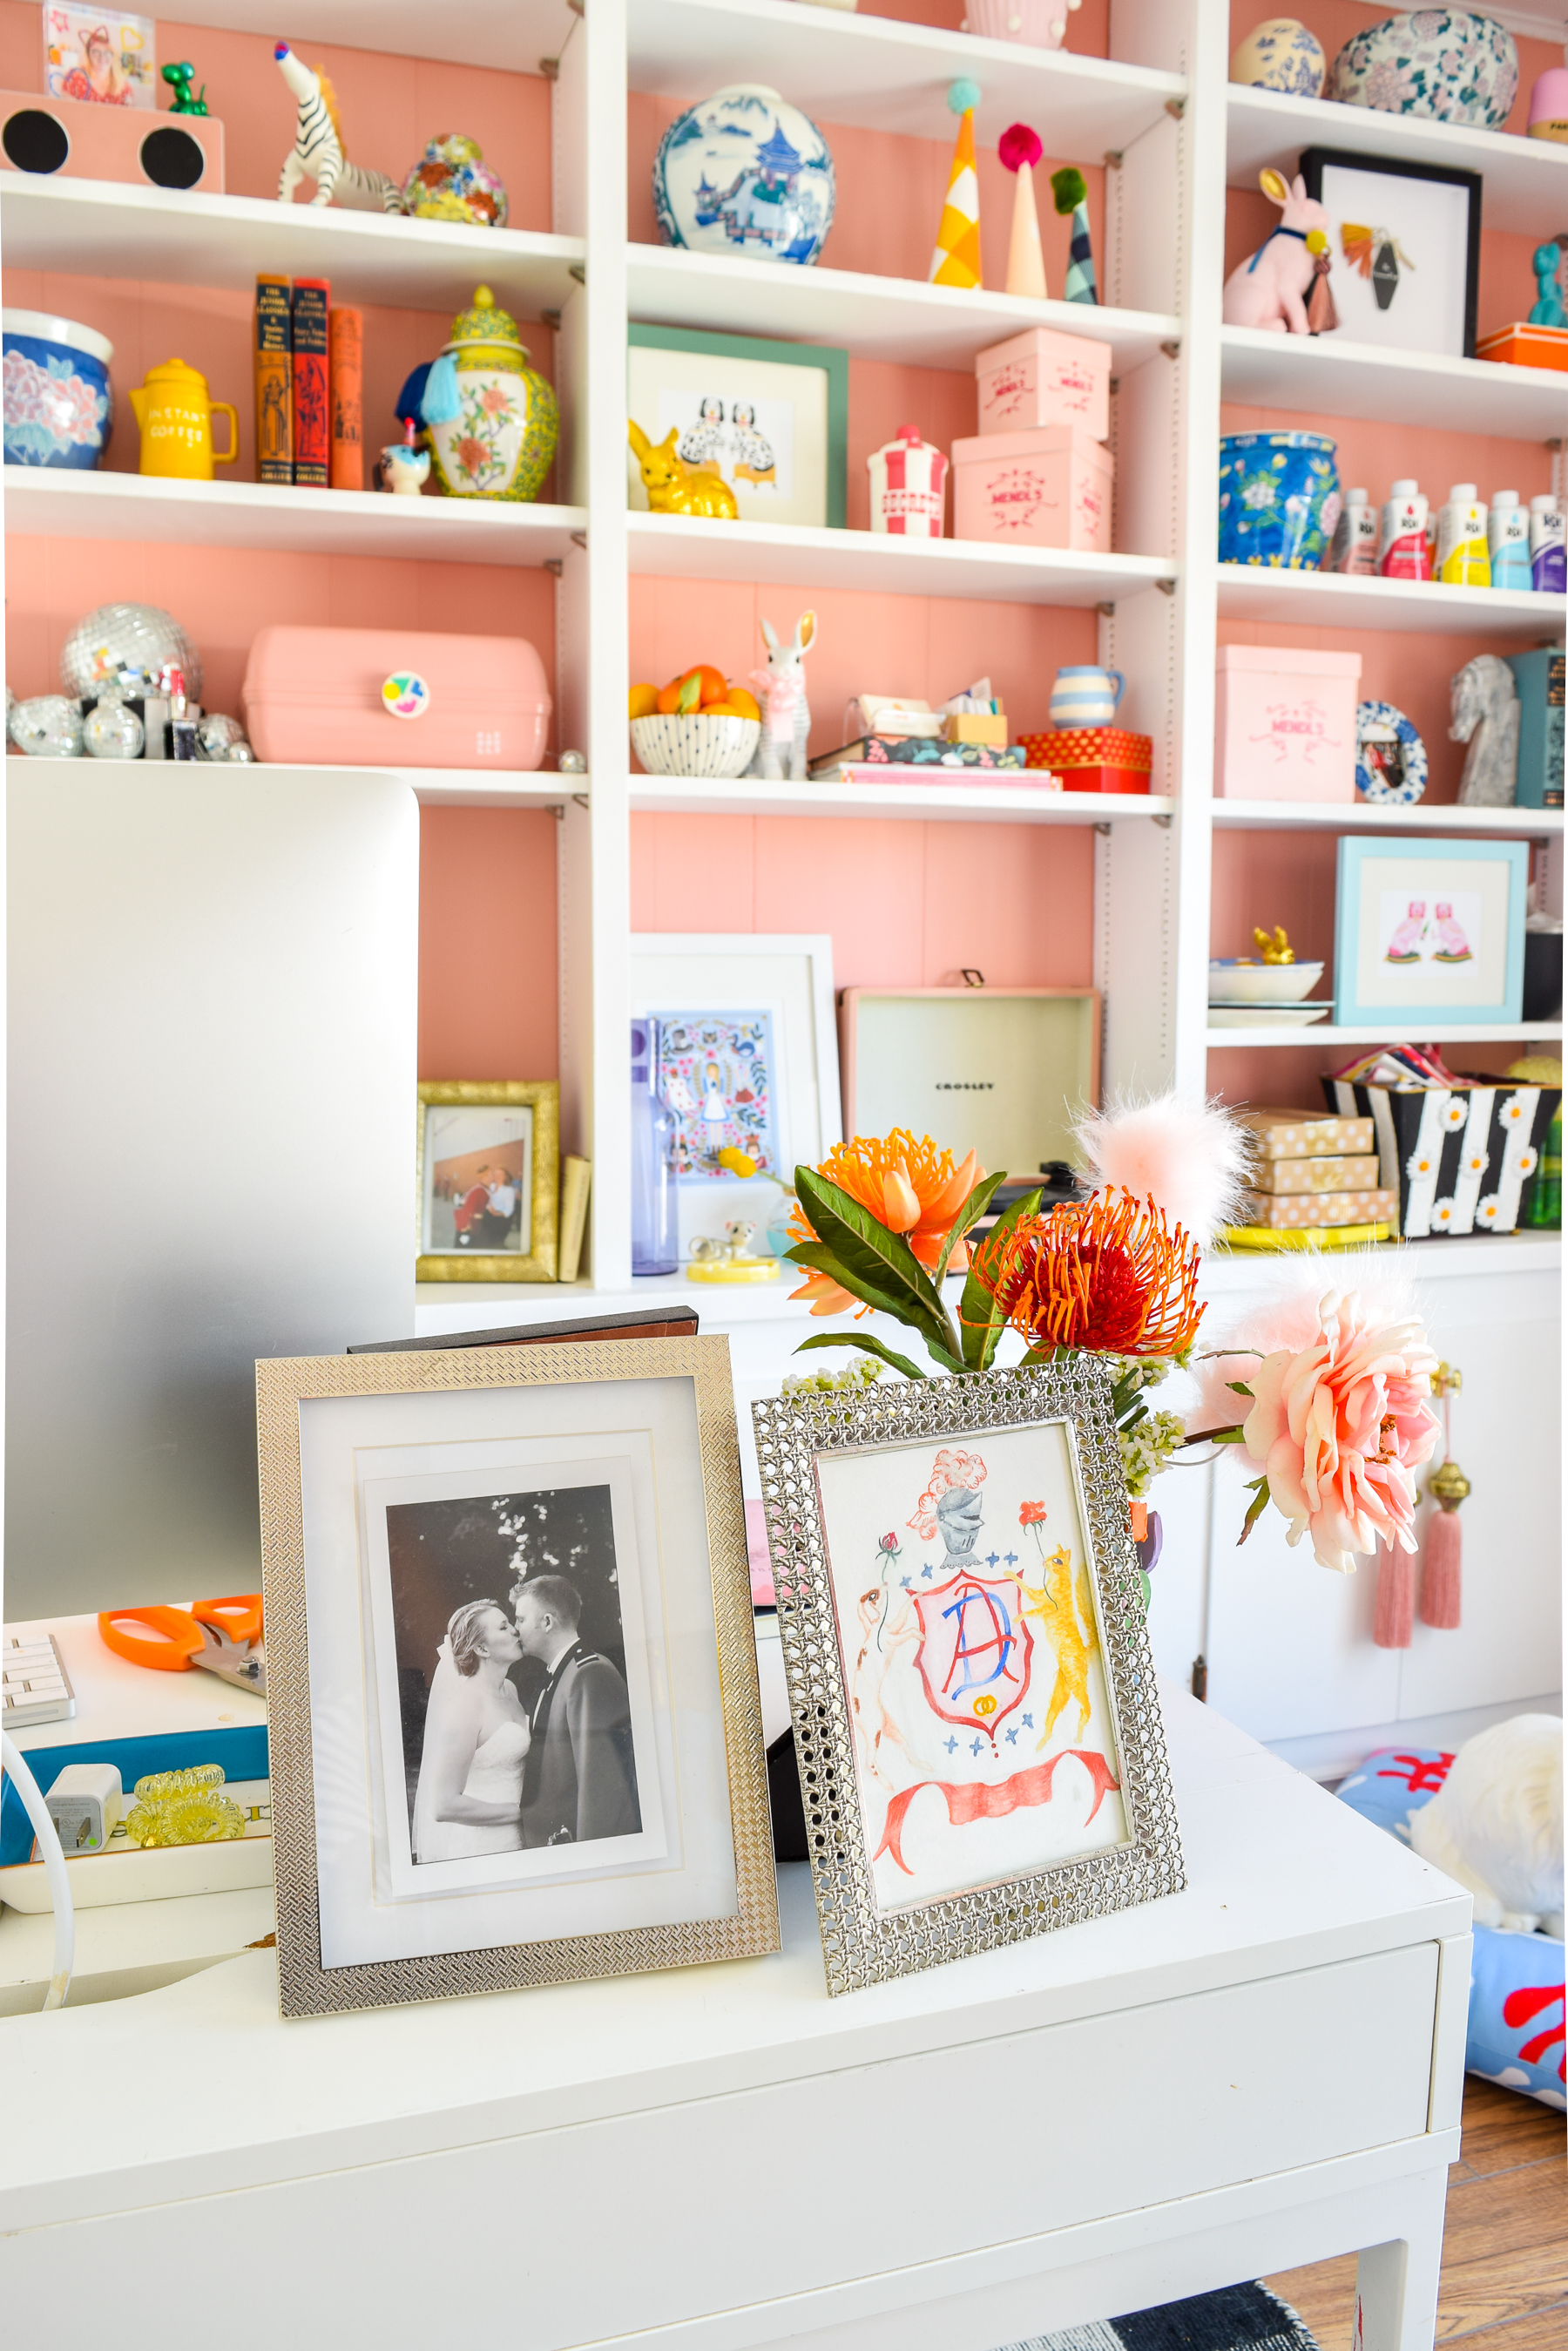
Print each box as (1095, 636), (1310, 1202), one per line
(950, 427), (1112, 553)
(1237, 1107), (1375, 1158)
(1252, 1154), (1382, 1196)
(1323, 1079), (1561, 1238)
(974, 326), (1111, 442)
(1215, 646), (1361, 801)
(1240, 1189), (1398, 1230)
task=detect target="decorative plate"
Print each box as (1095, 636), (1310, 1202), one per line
(1355, 698), (1428, 803)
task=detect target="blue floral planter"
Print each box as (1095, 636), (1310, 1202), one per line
(3, 309), (112, 469)
(1218, 430), (1341, 571)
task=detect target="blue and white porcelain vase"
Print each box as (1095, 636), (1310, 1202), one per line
(653, 85), (835, 266)
(1328, 10), (1518, 127)
(3, 309), (112, 469)
(1229, 18), (1326, 98)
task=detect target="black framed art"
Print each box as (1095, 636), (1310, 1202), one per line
(1300, 146), (1481, 359)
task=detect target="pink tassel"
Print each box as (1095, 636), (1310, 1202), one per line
(1373, 1539), (1414, 1648)
(1420, 1507), (1463, 1629)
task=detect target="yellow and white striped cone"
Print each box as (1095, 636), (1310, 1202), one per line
(929, 79), (983, 290)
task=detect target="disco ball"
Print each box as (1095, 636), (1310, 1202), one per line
(59, 603), (202, 701)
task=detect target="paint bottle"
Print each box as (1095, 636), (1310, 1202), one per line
(1328, 486), (1379, 574)
(1436, 484), (1491, 586)
(1379, 480), (1431, 580)
(1530, 494), (1566, 593)
(1488, 491), (1533, 591)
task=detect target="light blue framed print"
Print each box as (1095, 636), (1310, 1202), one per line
(1334, 837), (1528, 1028)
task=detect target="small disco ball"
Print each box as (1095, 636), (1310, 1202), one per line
(401, 134), (509, 229)
(59, 602), (203, 702)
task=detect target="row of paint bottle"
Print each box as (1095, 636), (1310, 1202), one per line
(1328, 482), (1565, 592)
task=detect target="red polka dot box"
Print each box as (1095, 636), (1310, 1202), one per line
(1019, 726), (1152, 794)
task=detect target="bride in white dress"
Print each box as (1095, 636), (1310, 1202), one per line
(411, 1600), (531, 1862)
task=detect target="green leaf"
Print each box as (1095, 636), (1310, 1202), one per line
(795, 1169), (958, 1363)
(957, 1184), (1043, 1372)
(676, 671), (701, 714)
(932, 1169), (1008, 1289)
(1236, 1474), (1272, 1548)
(1226, 1380), (1254, 1399)
(785, 1240), (911, 1327)
(794, 1331), (929, 1381)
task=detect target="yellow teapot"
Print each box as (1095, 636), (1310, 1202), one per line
(129, 357), (238, 481)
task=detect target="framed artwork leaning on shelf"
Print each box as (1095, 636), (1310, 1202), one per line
(258, 1334), (778, 2018)
(627, 323), (848, 528)
(1299, 146), (1481, 360)
(416, 1079), (558, 1283)
(1334, 836), (1529, 1028)
(754, 1360), (1183, 1995)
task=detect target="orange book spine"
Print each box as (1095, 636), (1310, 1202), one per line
(253, 274), (292, 485)
(329, 306), (363, 492)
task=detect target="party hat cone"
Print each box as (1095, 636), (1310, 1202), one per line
(930, 78), (983, 290)
(1052, 166), (1098, 305)
(999, 122), (1046, 300)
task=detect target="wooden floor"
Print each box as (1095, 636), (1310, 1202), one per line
(1266, 2077), (1566, 2349)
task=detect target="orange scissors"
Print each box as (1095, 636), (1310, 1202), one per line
(97, 1595), (266, 1698)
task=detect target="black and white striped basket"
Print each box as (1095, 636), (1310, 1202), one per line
(1324, 1079), (1559, 1239)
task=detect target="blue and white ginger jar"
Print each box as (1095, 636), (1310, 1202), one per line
(1229, 19), (1326, 98)
(1218, 430), (1342, 570)
(1328, 10), (1518, 127)
(3, 309), (112, 469)
(653, 84), (835, 266)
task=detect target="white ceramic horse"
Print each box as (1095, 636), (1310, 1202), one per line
(748, 610), (817, 783)
(274, 43), (402, 213)
(1221, 169), (1331, 335)
(1450, 654), (1520, 808)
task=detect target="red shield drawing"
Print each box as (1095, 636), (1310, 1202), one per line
(913, 1572), (1034, 1740)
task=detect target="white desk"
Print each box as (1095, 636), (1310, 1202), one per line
(0, 1687), (1469, 2351)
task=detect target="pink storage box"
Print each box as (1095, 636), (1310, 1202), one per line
(1214, 645), (1362, 802)
(950, 426), (1112, 552)
(242, 627), (551, 770)
(974, 326), (1111, 441)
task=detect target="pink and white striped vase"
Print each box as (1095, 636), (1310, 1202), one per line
(867, 423), (949, 537)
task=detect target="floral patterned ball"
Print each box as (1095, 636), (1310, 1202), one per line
(401, 136), (509, 230)
(1229, 19), (1326, 98)
(1328, 10), (1518, 128)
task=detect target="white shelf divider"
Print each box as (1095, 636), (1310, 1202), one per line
(626, 512), (1177, 604)
(1220, 324), (1568, 441)
(626, 245), (1179, 372)
(628, 776), (1173, 824)
(1226, 82), (1568, 239)
(1216, 563), (1567, 642)
(0, 177), (585, 316)
(1211, 797), (1563, 835)
(626, 0), (1186, 148)
(3, 468), (586, 566)
(1206, 1020), (1564, 1048)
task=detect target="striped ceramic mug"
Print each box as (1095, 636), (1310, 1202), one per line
(1049, 665), (1125, 727)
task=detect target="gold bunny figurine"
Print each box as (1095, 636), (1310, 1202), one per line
(628, 419), (739, 519)
(1252, 924), (1295, 965)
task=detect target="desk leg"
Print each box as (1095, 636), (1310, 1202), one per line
(1354, 2169), (1448, 2351)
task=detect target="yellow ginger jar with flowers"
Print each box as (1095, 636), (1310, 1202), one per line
(419, 284), (558, 502)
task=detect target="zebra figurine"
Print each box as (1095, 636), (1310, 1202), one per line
(274, 43), (402, 213)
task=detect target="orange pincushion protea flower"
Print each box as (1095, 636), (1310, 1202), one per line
(969, 1188), (1204, 1360)
(788, 1130), (983, 1317)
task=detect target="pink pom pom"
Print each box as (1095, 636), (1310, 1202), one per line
(998, 122), (1043, 174)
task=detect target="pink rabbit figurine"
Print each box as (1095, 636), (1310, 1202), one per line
(1222, 170), (1332, 336)
(1385, 901), (1427, 964)
(1433, 904), (1474, 964)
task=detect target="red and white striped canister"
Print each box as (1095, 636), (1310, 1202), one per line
(867, 424), (949, 537)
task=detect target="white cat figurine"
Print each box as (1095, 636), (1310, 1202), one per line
(1409, 1715), (1564, 1936)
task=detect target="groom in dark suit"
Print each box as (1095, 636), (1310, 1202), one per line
(512, 1575), (641, 1848)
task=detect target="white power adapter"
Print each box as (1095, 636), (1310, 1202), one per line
(44, 1762), (123, 1855)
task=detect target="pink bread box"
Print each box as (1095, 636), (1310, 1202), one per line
(1214, 644), (1362, 802)
(241, 627), (551, 769)
(974, 326), (1111, 442)
(950, 426), (1112, 552)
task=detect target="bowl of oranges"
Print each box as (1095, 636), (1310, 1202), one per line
(629, 667), (760, 778)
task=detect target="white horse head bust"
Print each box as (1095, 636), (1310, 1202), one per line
(1450, 654), (1520, 809)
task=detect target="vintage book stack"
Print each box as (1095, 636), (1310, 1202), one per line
(253, 274), (363, 491)
(1234, 1107), (1398, 1242)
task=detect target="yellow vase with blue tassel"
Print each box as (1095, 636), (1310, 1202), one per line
(420, 285), (558, 502)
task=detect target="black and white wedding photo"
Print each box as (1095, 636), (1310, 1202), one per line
(386, 1481), (642, 1865)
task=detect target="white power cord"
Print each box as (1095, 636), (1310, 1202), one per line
(1, 1731), (74, 2009)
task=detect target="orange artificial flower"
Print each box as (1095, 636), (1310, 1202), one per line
(787, 1130), (984, 1318)
(969, 1188), (1204, 1360)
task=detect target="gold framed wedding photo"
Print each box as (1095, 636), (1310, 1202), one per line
(416, 1079), (559, 1283)
(258, 1335), (778, 2018)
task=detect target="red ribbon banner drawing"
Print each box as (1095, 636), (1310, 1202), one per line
(873, 1747), (1121, 1875)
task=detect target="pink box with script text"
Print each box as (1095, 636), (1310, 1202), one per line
(974, 326), (1111, 440)
(950, 426), (1113, 552)
(1214, 644), (1362, 802)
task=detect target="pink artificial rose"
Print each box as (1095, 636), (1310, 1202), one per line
(1240, 1291), (1439, 1575)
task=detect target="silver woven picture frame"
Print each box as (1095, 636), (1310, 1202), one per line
(754, 1358), (1184, 1995)
(259, 1336), (778, 2019)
